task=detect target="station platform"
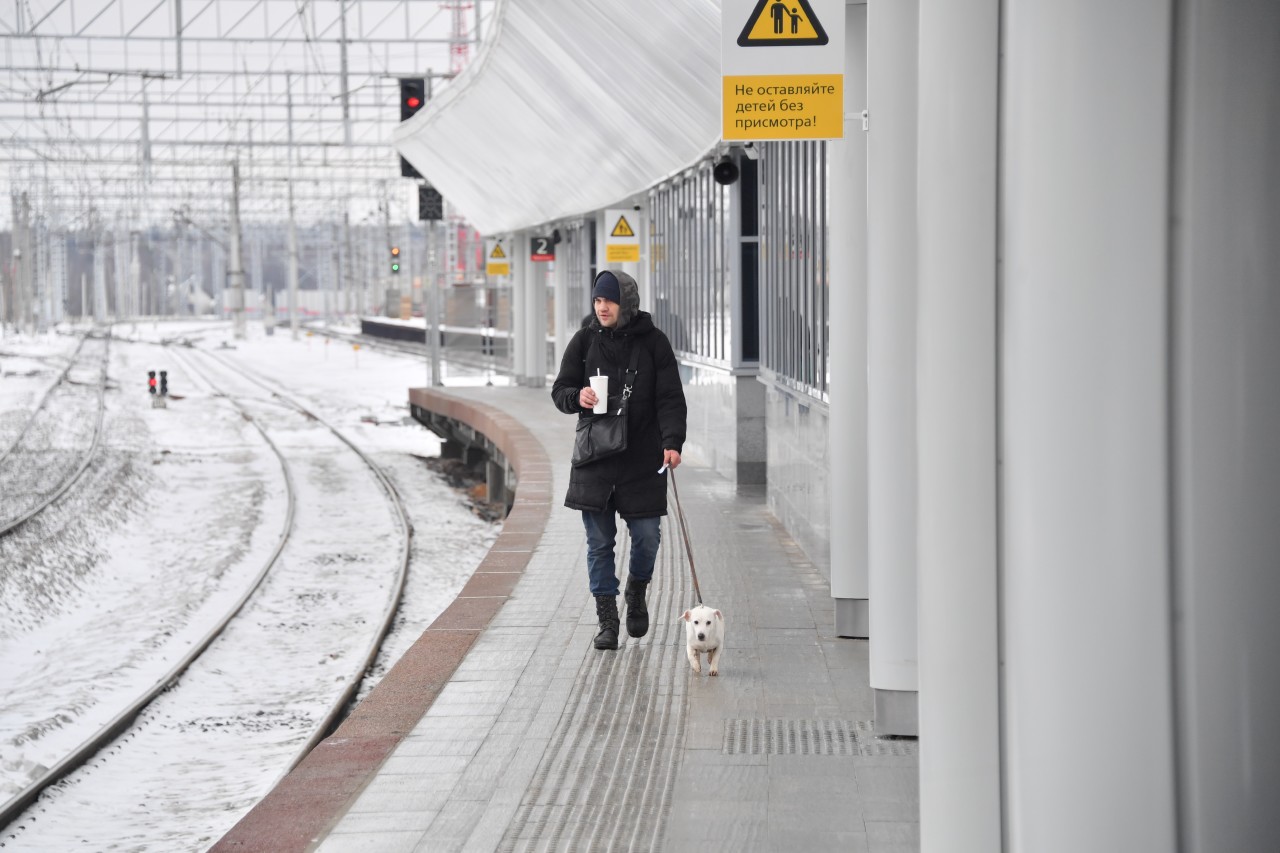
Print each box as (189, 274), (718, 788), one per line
(215, 387), (919, 852)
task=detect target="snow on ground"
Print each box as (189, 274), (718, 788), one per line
(0, 319), (501, 850)
(0, 330), (84, 453)
(179, 319), (505, 685)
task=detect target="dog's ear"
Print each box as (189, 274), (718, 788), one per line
(681, 610), (691, 622)
(714, 610), (723, 621)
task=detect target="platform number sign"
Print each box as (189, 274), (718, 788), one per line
(530, 236), (555, 262)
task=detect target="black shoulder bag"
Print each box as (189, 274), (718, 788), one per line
(571, 343), (641, 468)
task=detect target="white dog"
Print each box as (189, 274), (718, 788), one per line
(682, 605), (724, 676)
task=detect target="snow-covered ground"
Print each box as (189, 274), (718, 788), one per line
(0, 319), (501, 849)
(0, 331), (109, 530)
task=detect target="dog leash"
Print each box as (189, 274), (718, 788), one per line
(667, 467), (704, 606)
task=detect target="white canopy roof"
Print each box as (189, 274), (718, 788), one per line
(393, 0), (722, 236)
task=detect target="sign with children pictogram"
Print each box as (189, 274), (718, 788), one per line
(722, 0), (844, 141)
(738, 0), (829, 46)
(485, 238), (510, 276)
(604, 209), (640, 263)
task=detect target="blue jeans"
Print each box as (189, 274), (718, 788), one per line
(581, 507), (661, 597)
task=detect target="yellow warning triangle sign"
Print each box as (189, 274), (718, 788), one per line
(610, 215), (635, 238)
(490, 243), (507, 259)
(737, 0), (828, 46)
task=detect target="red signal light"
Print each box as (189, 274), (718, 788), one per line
(399, 78), (425, 122)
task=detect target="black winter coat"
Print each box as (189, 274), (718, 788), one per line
(551, 311), (687, 517)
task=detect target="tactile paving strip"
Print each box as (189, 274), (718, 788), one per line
(498, 518), (691, 853)
(721, 718), (919, 757)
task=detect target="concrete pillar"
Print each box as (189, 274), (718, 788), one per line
(463, 445), (486, 468)
(1001, 2), (1177, 849)
(633, 199), (650, 311)
(520, 236), (547, 387)
(553, 239), (572, 362)
(828, 1), (869, 638)
(1170, 4), (1280, 850)
(595, 202), (647, 308)
(536, 249), (549, 384)
(916, 0), (1000, 848)
(510, 234), (526, 382)
(485, 458), (505, 506)
(865, 0), (918, 736)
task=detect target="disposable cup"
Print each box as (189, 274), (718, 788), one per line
(589, 375), (608, 414)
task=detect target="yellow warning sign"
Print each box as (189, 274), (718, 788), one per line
(485, 238), (510, 276)
(604, 208), (641, 263)
(723, 73), (843, 140)
(610, 215), (635, 238)
(606, 244), (640, 263)
(737, 0), (828, 46)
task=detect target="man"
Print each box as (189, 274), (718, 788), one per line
(551, 269), (687, 650)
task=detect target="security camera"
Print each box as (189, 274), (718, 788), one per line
(742, 142), (760, 161)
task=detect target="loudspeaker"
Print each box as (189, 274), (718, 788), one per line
(713, 156), (740, 186)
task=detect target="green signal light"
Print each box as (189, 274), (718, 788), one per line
(391, 262), (401, 273)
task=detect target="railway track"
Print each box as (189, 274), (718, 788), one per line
(0, 328), (111, 537)
(0, 330), (91, 464)
(0, 340), (413, 839)
(191, 343), (415, 754)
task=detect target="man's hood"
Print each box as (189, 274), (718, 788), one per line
(583, 269), (643, 331)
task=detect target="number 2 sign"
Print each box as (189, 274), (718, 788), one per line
(530, 236), (555, 262)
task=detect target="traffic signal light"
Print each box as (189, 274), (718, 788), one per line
(148, 370), (156, 395)
(398, 78), (426, 178)
(419, 185), (443, 221)
(390, 245), (401, 274)
(399, 79), (426, 121)
(159, 370), (168, 397)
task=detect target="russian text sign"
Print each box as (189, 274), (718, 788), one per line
(604, 209), (640, 263)
(722, 0), (844, 141)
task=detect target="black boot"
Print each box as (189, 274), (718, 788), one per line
(594, 595), (620, 650)
(624, 576), (650, 638)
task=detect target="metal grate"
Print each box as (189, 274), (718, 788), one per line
(722, 719), (918, 757)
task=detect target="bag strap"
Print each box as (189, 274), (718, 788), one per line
(587, 333), (643, 403)
(621, 341), (641, 401)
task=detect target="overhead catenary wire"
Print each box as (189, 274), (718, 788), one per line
(0, 0), (491, 229)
